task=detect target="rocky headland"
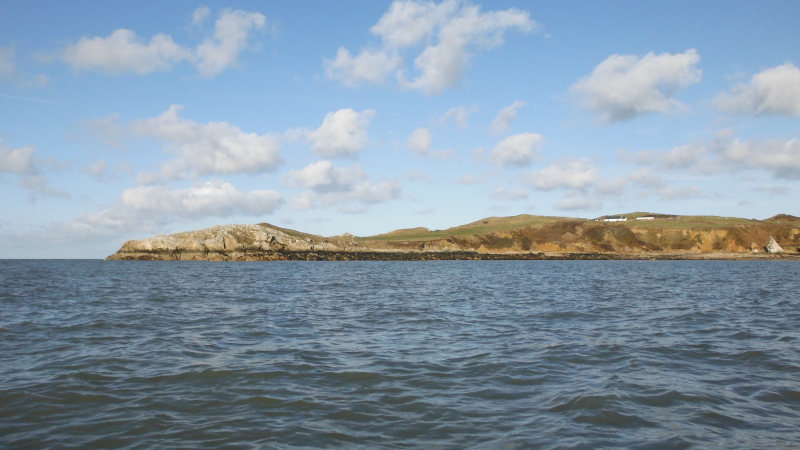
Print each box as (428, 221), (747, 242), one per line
(106, 213), (800, 261)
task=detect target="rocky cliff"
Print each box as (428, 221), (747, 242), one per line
(107, 214), (800, 261)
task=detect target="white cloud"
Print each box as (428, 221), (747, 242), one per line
(194, 9), (267, 78)
(713, 132), (800, 179)
(370, 0), (460, 48)
(0, 47), (48, 87)
(285, 161), (401, 211)
(714, 63), (800, 116)
(118, 180), (283, 219)
(571, 49), (701, 123)
(54, 179), (283, 241)
(192, 6), (211, 25)
(283, 160), (366, 192)
(0, 142), (36, 174)
(487, 132), (544, 167)
(438, 105), (476, 128)
(0, 140), (65, 200)
(61, 8), (265, 77)
(491, 100), (526, 134)
(406, 128), (454, 159)
(324, 48), (403, 87)
(132, 104), (283, 179)
(307, 108), (376, 157)
(528, 157), (599, 191)
(624, 129), (800, 179)
(290, 192), (316, 211)
(326, 0), (535, 95)
(63, 29), (192, 74)
(407, 128), (432, 155)
(490, 187), (529, 200)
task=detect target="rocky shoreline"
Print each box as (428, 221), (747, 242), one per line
(107, 249), (800, 261)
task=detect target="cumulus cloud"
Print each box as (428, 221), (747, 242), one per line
(407, 128), (432, 155)
(516, 158), (705, 212)
(0, 141), (36, 175)
(283, 160), (366, 192)
(118, 180), (283, 219)
(528, 157), (599, 191)
(324, 48), (403, 87)
(490, 187), (529, 200)
(713, 131), (800, 179)
(491, 100), (526, 134)
(0, 140), (66, 200)
(571, 49), (701, 123)
(624, 129), (800, 179)
(194, 9), (267, 77)
(406, 128), (454, 159)
(192, 6), (211, 25)
(714, 63), (800, 116)
(325, 0), (535, 95)
(284, 160), (401, 211)
(62, 29), (191, 75)
(132, 104), (283, 179)
(0, 47), (48, 87)
(52, 179), (283, 242)
(438, 105), (477, 128)
(306, 108), (376, 157)
(61, 8), (265, 77)
(486, 132), (544, 167)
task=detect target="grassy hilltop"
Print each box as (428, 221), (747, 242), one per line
(346, 213), (799, 255)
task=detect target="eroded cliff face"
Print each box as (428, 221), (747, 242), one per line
(107, 218), (800, 261)
(423, 221), (800, 255)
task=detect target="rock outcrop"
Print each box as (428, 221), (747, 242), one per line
(765, 236), (784, 253)
(107, 224), (343, 260)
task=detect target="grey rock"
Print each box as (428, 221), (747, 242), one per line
(765, 236), (784, 253)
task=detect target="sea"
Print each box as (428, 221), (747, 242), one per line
(1, 260), (799, 449)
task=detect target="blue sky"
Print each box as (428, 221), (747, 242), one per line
(1, 0), (799, 258)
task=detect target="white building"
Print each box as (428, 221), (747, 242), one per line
(604, 215), (627, 222)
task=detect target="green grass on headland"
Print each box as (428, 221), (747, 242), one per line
(359, 214), (579, 242)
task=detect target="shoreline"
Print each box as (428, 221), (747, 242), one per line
(106, 250), (800, 261)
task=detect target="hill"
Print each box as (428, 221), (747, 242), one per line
(106, 213), (800, 261)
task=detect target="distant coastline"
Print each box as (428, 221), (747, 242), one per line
(107, 212), (800, 261)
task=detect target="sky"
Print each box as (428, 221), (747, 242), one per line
(1, 0), (799, 258)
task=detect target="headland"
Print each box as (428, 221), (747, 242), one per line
(106, 213), (800, 261)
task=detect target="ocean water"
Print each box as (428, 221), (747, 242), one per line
(1, 260), (799, 449)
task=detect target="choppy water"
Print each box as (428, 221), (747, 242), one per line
(1, 260), (799, 449)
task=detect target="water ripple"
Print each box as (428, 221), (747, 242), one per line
(1, 260), (799, 448)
